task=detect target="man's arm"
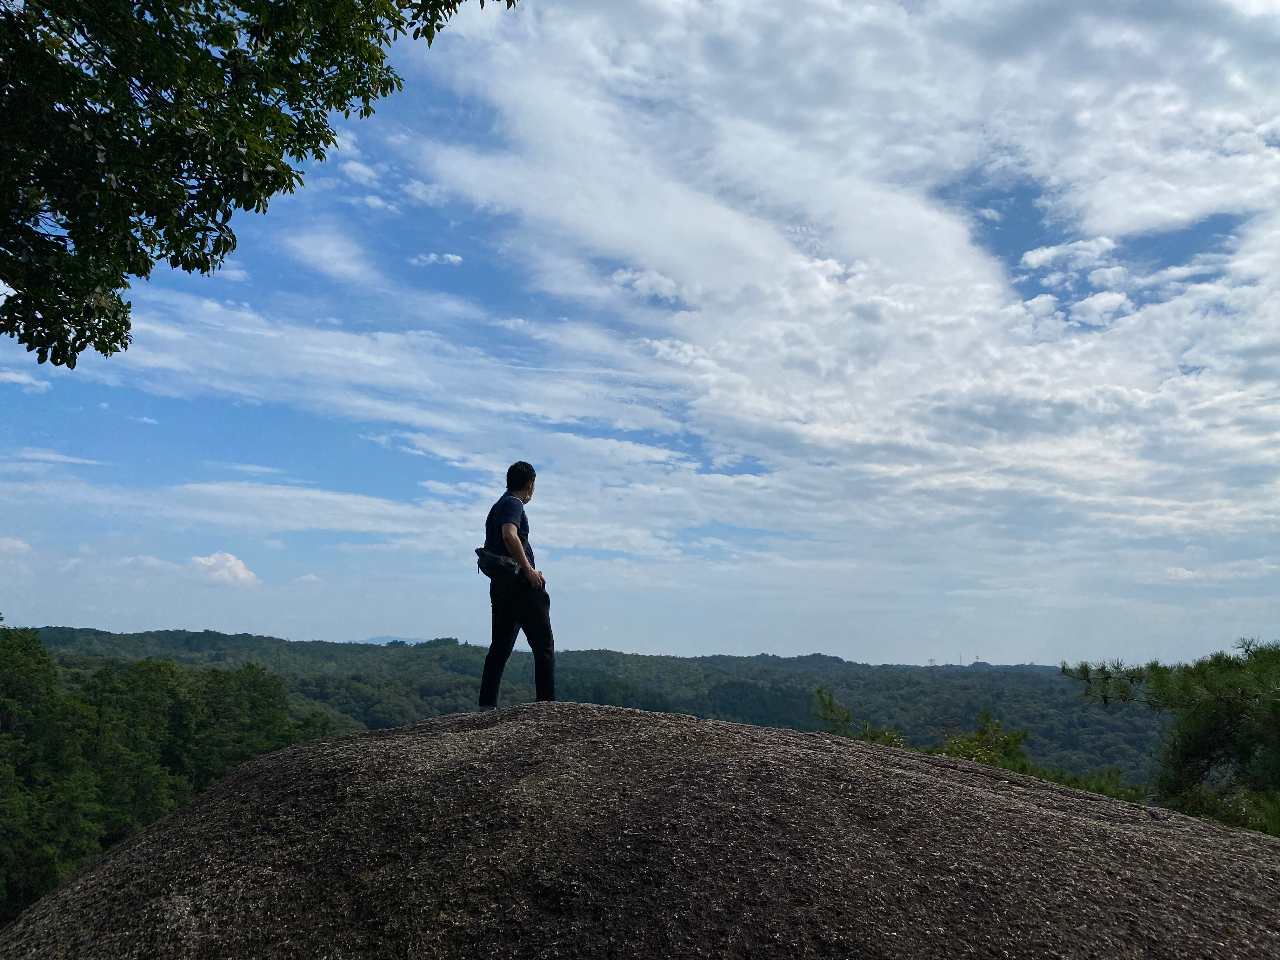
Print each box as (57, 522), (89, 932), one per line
(502, 523), (545, 588)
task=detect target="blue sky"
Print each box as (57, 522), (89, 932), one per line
(5, 0), (1280, 665)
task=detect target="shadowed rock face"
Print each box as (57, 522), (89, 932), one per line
(4, 703), (1279, 959)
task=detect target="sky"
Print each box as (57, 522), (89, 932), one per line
(5, 0), (1280, 665)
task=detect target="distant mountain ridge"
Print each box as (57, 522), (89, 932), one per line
(36, 626), (1163, 777)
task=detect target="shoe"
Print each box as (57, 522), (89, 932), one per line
(478, 704), (497, 711)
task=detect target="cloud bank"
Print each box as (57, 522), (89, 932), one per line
(4, 0), (1280, 662)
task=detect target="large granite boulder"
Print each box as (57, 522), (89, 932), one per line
(3, 702), (1278, 958)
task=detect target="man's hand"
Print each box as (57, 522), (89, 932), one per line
(525, 567), (546, 590)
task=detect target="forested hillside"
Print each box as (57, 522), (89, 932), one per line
(37, 627), (1163, 777)
(0, 627), (331, 926)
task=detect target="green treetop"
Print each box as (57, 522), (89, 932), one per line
(1064, 639), (1280, 831)
(0, 0), (515, 367)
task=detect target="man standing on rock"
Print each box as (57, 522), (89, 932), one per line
(478, 461), (555, 709)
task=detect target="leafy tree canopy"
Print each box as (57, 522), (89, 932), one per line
(0, 0), (514, 367)
(1063, 639), (1280, 832)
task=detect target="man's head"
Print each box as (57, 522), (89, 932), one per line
(506, 461), (537, 501)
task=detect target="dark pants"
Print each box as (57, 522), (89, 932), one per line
(479, 577), (555, 707)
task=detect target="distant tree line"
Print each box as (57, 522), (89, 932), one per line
(813, 689), (1146, 803)
(0, 626), (331, 926)
(36, 627), (1167, 777)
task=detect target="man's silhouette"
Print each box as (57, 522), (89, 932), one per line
(479, 461), (554, 708)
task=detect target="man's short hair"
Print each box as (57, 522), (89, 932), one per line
(506, 461), (537, 492)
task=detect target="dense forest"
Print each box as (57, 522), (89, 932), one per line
(37, 626), (1164, 776)
(0, 626), (331, 926)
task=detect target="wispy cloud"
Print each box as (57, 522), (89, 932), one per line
(409, 253), (462, 265)
(10, 0), (1280, 661)
(341, 161), (379, 186)
(206, 462), (285, 476)
(1165, 560), (1278, 583)
(0, 370), (51, 393)
(219, 260), (250, 282)
(403, 180), (448, 206)
(282, 230), (379, 283)
(18, 448), (105, 466)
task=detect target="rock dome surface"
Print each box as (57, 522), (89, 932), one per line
(3, 702), (1279, 958)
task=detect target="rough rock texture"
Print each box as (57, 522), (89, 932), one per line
(3, 703), (1279, 959)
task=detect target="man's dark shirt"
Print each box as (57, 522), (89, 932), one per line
(484, 492), (534, 569)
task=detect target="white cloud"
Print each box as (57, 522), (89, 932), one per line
(18, 448), (104, 466)
(0, 370), (51, 393)
(1024, 294), (1060, 318)
(0, 537), (30, 553)
(208, 462), (285, 476)
(1165, 560), (1277, 583)
(282, 231), (378, 283)
(354, 194), (399, 213)
(1021, 239), (1117, 270)
(403, 179), (449, 206)
(409, 253), (463, 265)
(1069, 290), (1130, 325)
(1088, 266), (1128, 289)
(121, 554), (173, 570)
(294, 573), (322, 582)
(219, 260), (250, 282)
(187, 552), (260, 586)
(1224, 0), (1280, 14)
(332, 129), (362, 159)
(341, 161), (380, 186)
